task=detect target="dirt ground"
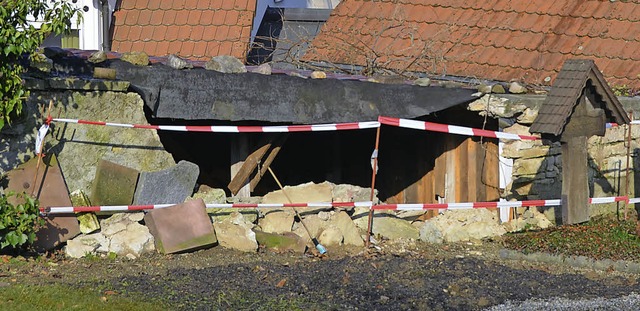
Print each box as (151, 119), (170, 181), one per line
(4, 239), (640, 310)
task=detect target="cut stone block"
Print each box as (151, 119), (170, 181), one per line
(134, 160), (199, 205)
(144, 199), (217, 254)
(6, 155), (80, 251)
(90, 159), (139, 206)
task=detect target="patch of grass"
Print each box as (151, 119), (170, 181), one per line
(0, 284), (169, 311)
(503, 216), (640, 261)
(212, 291), (307, 311)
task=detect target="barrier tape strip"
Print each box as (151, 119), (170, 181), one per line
(372, 196), (629, 211)
(41, 201), (374, 214)
(42, 196), (631, 214)
(51, 118), (381, 133)
(378, 116), (540, 140)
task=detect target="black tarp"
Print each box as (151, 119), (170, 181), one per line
(108, 60), (477, 124)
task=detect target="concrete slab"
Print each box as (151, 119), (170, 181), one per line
(133, 160), (199, 205)
(144, 199), (217, 254)
(5, 155), (80, 251)
(90, 159), (139, 206)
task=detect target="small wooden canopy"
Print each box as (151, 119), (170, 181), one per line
(530, 59), (630, 138)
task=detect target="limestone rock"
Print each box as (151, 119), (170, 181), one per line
(310, 71), (327, 79)
(259, 210), (294, 233)
(263, 182), (334, 214)
(353, 209), (419, 240)
(332, 183), (377, 204)
(491, 84), (506, 94)
(254, 231), (305, 253)
(328, 211), (364, 246)
(419, 209), (506, 243)
(77, 213), (100, 234)
(121, 51), (149, 66)
(477, 84), (492, 94)
(205, 55), (246, 73)
(517, 108), (538, 124)
(88, 51), (107, 63)
(251, 63), (272, 75)
(108, 222), (155, 258)
(318, 226), (343, 246)
(65, 233), (108, 258)
(467, 94), (527, 118)
(166, 54), (193, 70)
(413, 77), (431, 86)
(214, 212), (257, 252)
(193, 185), (227, 203)
(508, 82), (527, 94)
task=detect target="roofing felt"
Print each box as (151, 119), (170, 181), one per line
(530, 59), (630, 136)
(111, 0), (256, 61)
(54, 48), (478, 123)
(303, 0), (640, 89)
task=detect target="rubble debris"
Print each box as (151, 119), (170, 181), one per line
(213, 212), (257, 252)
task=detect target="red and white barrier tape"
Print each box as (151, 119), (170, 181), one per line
(42, 196), (631, 214)
(378, 116), (540, 140)
(41, 201), (373, 214)
(51, 118), (380, 133)
(372, 196), (628, 211)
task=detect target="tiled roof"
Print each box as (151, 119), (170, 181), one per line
(111, 0), (256, 61)
(303, 0), (640, 89)
(530, 59), (629, 136)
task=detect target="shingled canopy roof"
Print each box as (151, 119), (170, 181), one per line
(530, 59), (630, 136)
(303, 0), (640, 89)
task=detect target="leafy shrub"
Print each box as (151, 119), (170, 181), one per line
(0, 191), (44, 250)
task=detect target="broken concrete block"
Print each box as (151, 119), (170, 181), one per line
(133, 160), (199, 205)
(254, 231), (306, 253)
(144, 199), (217, 254)
(5, 155), (80, 251)
(90, 159), (139, 206)
(70, 190), (100, 234)
(258, 210), (294, 234)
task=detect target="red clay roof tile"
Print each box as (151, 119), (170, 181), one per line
(112, 0), (255, 60)
(304, 0), (640, 88)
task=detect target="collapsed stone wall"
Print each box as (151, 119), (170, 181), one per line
(469, 94), (640, 221)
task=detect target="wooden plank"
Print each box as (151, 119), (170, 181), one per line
(434, 136), (447, 200)
(249, 134), (288, 191)
(456, 137), (469, 202)
(483, 140), (500, 202)
(561, 136), (590, 224)
(466, 138), (478, 203)
(444, 136), (457, 203)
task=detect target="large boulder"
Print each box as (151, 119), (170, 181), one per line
(419, 209), (506, 243)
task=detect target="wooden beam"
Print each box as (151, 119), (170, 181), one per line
(249, 134), (287, 191)
(561, 136), (590, 224)
(229, 134), (287, 196)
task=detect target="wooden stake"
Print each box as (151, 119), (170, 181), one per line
(366, 126), (382, 248)
(625, 111), (633, 220)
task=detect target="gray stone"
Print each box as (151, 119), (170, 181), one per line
(508, 82), (527, 94)
(88, 51), (107, 63)
(121, 51), (149, 66)
(166, 54), (193, 70)
(30, 53), (53, 72)
(413, 77), (431, 86)
(133, 160), (199, 205)
(318, 226), (343, 246)
(419, 221), (444, 243)
(251, 63), (272, 75)
(258, 210), (294, 233)
(205, 55), (247, 73)
(47, 77), (130, 91)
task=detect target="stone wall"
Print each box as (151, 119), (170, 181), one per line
(469, 94), (640, 221)
(0, 77), (175, 195)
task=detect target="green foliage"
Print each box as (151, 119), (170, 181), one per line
(0, 191), (45, 250)
(0, 0), (80, 130)
(503, 216), (640, 261)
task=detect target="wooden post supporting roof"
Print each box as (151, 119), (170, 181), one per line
(530, 59), (630, 224)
